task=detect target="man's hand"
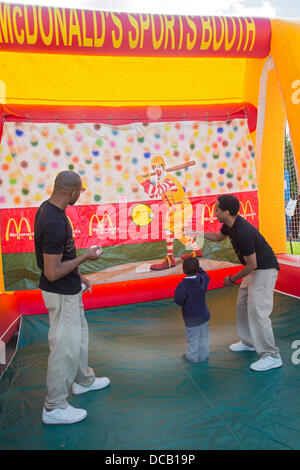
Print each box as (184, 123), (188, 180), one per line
(80, 275), (92, 293)
(224, 276), (234, 287)
(85, 245), (102, 260)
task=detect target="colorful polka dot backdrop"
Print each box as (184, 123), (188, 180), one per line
(0, 120), (257, 208)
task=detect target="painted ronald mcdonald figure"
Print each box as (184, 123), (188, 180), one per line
(136, 156), (202, 270)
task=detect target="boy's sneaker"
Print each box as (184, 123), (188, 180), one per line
(42, 405), (87, 425)
(229, 341), (255, 352)
(72, 377), (110, 395)
(150, 255), (176, 271)
(181, 249), (203, 260)
(250, 356), (283, 371)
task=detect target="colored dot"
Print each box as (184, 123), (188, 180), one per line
(226, 152), (231, 158)
(213, 152), (219, 159)
(176, 171), (182, 177)
(94, 194), (101, 202)
(144, 152), (151, 159)
(68, 164), (75, 170)
(16, 129), (24, 137)
(0, 196), (6, 203)
(227, 182), (233, 189)
(92, 150), (99, 156)
(14, 197), (21, 204)
(9, 178), (17, 185)
(212, 142), (218, 149)
(94, 124), (101, 130)
(211, 181), (217, 189)
(207, 172), (213, 178)
(226, 172), (234, 178)
(51, 162), (58, 168)
(85, 159), (92, 164)
(202, 163), (207, 168)
(96, 139), (103, 147)
(21, 160), (28, 168)
(132, 158), (138, 164)
(35, 193), (42, 201)
(72, 156), (79, 163)
(204, 146), (210, 152)
(223, 141), (228, 147)
(219, 168), (225, 174)
(22, 188), (29, 195)
(117, 186), (124, 193)
(217, 127), (224, 133)
(2, 164), (9, 171)
(116, 164), (122, 171)
(53, 148), (60, 156)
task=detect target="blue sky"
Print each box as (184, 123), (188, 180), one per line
(3, 0), (300, 18)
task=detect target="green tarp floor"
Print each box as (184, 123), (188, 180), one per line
(0, 285), (300, 450)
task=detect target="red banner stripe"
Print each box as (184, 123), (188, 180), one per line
(0, 191), (259, 254)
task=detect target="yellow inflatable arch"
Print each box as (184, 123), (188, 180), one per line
(0, 4), (299, 302)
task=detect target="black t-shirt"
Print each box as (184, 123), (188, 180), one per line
(220, 215), (280, 271)
(34, 200), (81, 294)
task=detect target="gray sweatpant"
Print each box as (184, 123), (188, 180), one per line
(185, 321), (210, 362)
(236, 268), (280, 358)
(42, 290), (95, 410)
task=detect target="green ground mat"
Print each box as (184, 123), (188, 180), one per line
(0, 286), (300, 450)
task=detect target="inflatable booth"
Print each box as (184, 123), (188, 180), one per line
(0, 4), (300, 344)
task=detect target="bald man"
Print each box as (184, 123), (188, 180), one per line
(34, 171), (110, 425)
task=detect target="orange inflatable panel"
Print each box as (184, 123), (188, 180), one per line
(0, 293), (20, 344)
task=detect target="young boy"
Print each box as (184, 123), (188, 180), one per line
(174, 257), (210, 363)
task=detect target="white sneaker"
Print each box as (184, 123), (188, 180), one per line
(250, 356), (283, 371)
(72, 377), (110, 395)
(229, 341), (255, 352)
(42, 404), (87, 425)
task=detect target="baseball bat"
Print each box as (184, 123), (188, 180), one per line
(143, 160), (195, 178)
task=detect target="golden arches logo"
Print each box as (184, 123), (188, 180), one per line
(240, 200), (255, 218)
(5, 217), (33, 241)
(66, 215), (75, 237)
(89, 213), (115, 236)
(201, 204), (216, 224)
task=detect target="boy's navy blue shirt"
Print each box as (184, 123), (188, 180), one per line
(174, 267), (210, 327)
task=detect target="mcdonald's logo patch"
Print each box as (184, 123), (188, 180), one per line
(5, 217), (33, 241)
(89, 213), (116, 236)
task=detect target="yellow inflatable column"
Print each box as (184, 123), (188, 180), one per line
(271, 19), (300, 184)
(255, 61), (287, 254)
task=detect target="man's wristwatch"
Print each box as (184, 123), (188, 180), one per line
(229, 275), (235, 284)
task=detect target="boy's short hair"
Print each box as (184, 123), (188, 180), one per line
(217, 194), (240, 216)
(183, 257), (199, 276)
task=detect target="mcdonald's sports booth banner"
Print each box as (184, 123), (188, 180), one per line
(0, 119), (258, 291)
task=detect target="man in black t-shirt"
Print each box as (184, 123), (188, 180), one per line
(204, 194), (282, 372)
(34, 170), (110, 425)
